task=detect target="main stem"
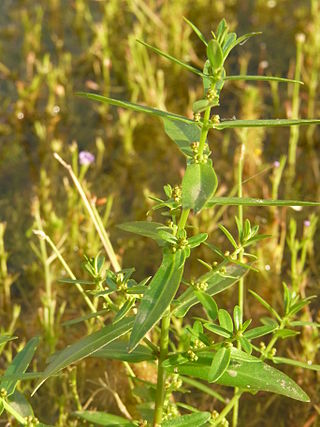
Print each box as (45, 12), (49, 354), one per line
(153, 106), (212, 426)
(153, 310), (171, 426)
(233, 141), (245, 427)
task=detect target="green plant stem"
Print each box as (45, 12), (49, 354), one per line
(154, 103), (213, 426)
(54, 153), (121, 272)
(233, 141), (245, 427)
(177, 208), (190, 233)
(198, 107), (211, 155)
(213, 391), (242, 426)
(153, 309), (171, 427)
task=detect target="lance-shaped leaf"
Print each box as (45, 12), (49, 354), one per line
(74, 411), (135, 426)
(129, 249), (187, 352)
(182, 163), (218, 213)
(162, 118), (201, 157)
(62, 309), (108, 327)
(224, 32), (262, 57)
(33, 317), (134, 394)
(77, 92), (195, 125)
(117, 221), (167, 245)
(167, 352), (310, 402)
(272, 357), (320, 371)
(223, 75), (303, 84)
(183, 17), (208, 46)
(173, 263), (248, 317)
(207, 196), (320, 208)
(7, 390), (33, 418)
(162, 411), (211, 427)
(244, 324), (277, 340)
(137, 40), (205, 78)
(213, 118), (320, 130)
(93, 340), (155, 362)
(208, 347), (231, 382)
(0, 337), (39, 397)
(207, 40), (223, 70)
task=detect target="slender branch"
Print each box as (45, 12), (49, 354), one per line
(153, 310), (171, 426)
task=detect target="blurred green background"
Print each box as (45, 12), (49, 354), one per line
(0, 0), (320, 425)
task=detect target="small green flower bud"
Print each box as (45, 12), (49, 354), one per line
(194, 112), (201, 122)
(187, 349), (198, 361)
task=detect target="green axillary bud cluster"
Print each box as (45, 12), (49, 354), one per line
(0, 388), (7, 398)
(25, 416), (40, 426)
(211, 410), (229, 426)
(195, 280), (208, 291)
(211, 114), (220, 125)
(165, 374), (182, 391)
(187, 349), (198, 361)
(193, 338), (206, 349)
(206, 87), (219, 104)
(162, 402), (180, 422)
(172, 185), (182, 203)
(171, 236), (188, 253)
(194, 112), (201, 122)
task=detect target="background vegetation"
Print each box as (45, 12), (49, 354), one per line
(0, 0), (320, 425)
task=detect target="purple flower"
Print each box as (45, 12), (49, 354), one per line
(304, 220), (311, 227)
(79, 151), (95, 166)
(273, 160), (280, 168)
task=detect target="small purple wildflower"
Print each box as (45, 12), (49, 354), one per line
(273, 160), (280, 168)
(304, 220), (311, 227)
(79, 151), (95, 166)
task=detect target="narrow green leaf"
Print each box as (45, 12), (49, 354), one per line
(162, 411), (211, 427)
(93, 340), (155, 362)
(207, 196), (320, 208)
(223, 75), (303, 84)
(33, 317), (134, 394)
(244, 324), (277, 340)
(233, 306), (241, 330)
(129, 249), (187, 351)
(208, 347), (231, 382)
(74, 411), (135, 426)
(214, 118), (320, 130)
(57, 278), (95, 285)
(192, 99), (217, 113)
(8, 390), (33, 418)
(174, 264), (248, 317)
(187, 233), (208, 249)
(194, 291), (218, 321)
(239, 336), (252, 354)
(167, 352), (310, 402)
(218, 309), (233, 332)
(289, 320), (320, 327)
(222, 33), (237, 54)
(207, 40), (223, 70)
(183, 17), (208, 46)
(182, 163), (218, 213)
(113, 299), (135, 324)
(1, 337), (39, 397)
(274, 329), (299, 339)
(218, 224), (238, 249)
(117, 221), (166, 245)
(249, 290), (281, 321)
(224, 32), (262, 56)
(77, 92), (194, 125)
(273, 357), (320, 371)
(62, 309), (108, 327)
(204, 323), (232, 338)
(162, 118), (201, 157)
(137, 40), (205, 77)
